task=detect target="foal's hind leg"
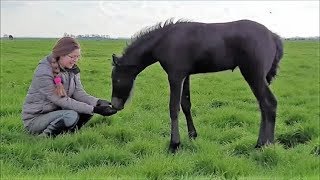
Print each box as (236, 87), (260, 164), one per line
(181, 76), (197, 139)
(255, 85), (277, 147)
(240, 69), (277, 148)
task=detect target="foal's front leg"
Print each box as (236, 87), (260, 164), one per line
(181, 76), (197, 139)
(168, 76), (185, 153)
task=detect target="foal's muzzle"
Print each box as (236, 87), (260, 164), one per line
(111, 97), (124, 110)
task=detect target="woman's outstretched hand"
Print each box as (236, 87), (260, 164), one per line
(96, 99), (111, 106)
(93, 106), (117, 116)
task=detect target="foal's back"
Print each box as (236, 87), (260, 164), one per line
(153, 20), (276, 74)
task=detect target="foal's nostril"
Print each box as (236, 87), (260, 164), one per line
(112, 104), (123, 111)
(116, 106), (124, 111)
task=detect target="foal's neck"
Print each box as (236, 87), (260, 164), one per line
(125, 32), (162, 72)
(124, 49), (156, 73)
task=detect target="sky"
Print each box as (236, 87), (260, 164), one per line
(1, 1), (319, 38)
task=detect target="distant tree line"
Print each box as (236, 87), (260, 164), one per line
(284, 36), (319, 41)
(63, 33), (110, 39)
(1, 33), (319, 41)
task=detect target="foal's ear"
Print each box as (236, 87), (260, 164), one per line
(112, 54), (119, 66)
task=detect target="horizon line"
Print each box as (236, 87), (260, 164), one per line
(1, 36), (320, 39)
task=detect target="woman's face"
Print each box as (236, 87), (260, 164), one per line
(59, 49), (81, 69)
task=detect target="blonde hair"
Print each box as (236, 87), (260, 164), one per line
(51, 37), (80, 97)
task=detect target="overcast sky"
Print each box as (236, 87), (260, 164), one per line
(1, 1), (319, 38)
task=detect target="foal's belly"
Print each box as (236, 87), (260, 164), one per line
(190, 58), (236, 74)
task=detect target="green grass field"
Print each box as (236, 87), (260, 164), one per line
(0, 39), (319, 179)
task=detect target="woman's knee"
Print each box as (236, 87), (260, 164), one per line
(61, 110), (79, 127)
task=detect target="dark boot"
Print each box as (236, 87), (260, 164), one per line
(75, 113), (93, 130)
(40, 119), (68, 137)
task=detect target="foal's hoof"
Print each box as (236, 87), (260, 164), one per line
(255, 143), (263, 149)
(168, 142), (180, 153)
(189, 131), (198, 140)
(255, 141), (273, 149)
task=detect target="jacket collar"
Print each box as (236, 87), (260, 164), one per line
(62, 64), (80, 74)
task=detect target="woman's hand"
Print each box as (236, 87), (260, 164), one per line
(96, 99), (111, 106)
(93, 106), (117, 116)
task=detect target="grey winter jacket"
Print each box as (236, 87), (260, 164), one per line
(22, 54), (99, 127)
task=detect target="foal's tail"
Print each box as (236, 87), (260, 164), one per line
(266, 33), (284, 85)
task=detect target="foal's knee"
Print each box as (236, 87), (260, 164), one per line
(268, 97), (277, 115)
(181, 102), (191, 113)
(272, 98), (277, 109)
(181, 95), (191, 107)
(261, 96), (277, 110)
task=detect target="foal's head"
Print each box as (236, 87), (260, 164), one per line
(111, 54), (138, 110)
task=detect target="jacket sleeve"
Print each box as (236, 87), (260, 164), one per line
(72, 73), (99, 106)
(36, 73), (94, 114)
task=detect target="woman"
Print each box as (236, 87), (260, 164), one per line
(22, 37), (117, 137)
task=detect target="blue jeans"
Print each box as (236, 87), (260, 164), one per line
(26, 110), (92, 136)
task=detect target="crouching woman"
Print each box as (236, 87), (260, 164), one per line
(22, 37), (116, 137)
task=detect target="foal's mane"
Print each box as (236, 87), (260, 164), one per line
(123, 18), (192, 54)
